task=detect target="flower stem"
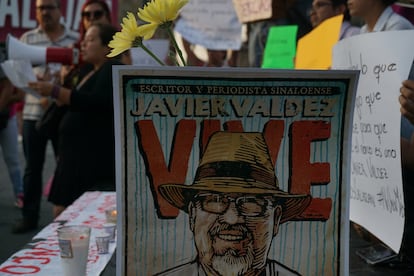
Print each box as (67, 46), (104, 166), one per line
(167, 27), (187, 66)
(141, 44), (165, 66)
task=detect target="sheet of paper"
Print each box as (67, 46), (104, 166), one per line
(0, 60), (40, 98)
(174, 0), (242, 50)
(332, 29), (414, 252)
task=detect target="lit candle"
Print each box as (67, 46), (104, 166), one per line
(105, 208), (117, 223)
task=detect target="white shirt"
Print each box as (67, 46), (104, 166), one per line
(20, 25), (79, 121)
(360, 6), (414, 34)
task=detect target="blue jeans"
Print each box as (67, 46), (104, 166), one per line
(22, 119), (57, 221)
(0, 115), (23, 198)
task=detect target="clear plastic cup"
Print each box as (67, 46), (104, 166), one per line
(95, 231), (110, 254)
(57, 225), (91, 276)
(102, 223), (116, 242)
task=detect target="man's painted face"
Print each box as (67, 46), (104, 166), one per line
(189, 192), (282, 275)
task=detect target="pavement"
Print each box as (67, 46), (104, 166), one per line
(1, 140), (414, 275)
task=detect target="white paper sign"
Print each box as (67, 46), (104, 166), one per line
(130, 39), (169, 66)
(332, 30), (414, 252)
(0, 59), (39, 98)
(174, 0), (242, 50)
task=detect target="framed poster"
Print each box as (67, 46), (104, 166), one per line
(112, 67), (359, 276)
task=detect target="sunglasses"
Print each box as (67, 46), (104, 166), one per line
(36, 5), (58, 11)
(82, 10), (105, 20)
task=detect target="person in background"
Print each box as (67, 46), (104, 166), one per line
(0, 71), (24, 208)
(399, 79), (414, 261)
(347, 0), (413, 32)
(28, 23), (122, 218)
(12, 0), (79, 234)
(309, 0), (360, 39)
(248, 0), (313, 67)
(62, 0), (112, 89)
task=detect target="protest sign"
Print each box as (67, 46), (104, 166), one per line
(295, 15), (343, 69)
(113, 66), (358, 275)
(332, 30), (414, 252)
(232, 0), (272, 23)
(174, 0), (242, 50)
(262, 25), (298, 69)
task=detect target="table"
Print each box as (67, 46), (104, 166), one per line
(0, 192), (117, 275)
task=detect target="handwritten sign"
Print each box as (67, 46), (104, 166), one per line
(174, 0), (242, 50)
(113, 66), (358, 275)
(295, 15), (343, 69)
(232, 0), (272, 23)
(332, 30), (414, 252)
(262, 25), (298, 69)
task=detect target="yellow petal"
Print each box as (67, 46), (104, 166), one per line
(107, 12), (142, 57)
(138, 0), (188, 24)
(137, 23), (158, 40)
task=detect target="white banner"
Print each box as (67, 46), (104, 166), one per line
(0, 192), (117, 276)
(174, 0), (242, 50)
(332, 30), (414, 252)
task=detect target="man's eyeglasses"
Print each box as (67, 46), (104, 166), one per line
(36, 5), (58, 11)
(194, 193), (276, 217)
(82, 10), (105, 20)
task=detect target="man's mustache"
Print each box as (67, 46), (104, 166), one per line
(209, 223), (250, 237)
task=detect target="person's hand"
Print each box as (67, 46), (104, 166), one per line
(28, 81), (54, 97)
(401, 134), (414, 171)
(39, 97), (50, 110)
(400, 79), (414, 124)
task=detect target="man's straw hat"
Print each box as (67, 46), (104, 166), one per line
(159, 132), (311, 223)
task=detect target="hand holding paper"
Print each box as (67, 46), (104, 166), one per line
(0, 60), (40, 98)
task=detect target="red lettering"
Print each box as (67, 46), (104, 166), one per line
(12, 256), (51, 265)
(136, 120), (196, 218)
(290, 120), (332, 220)
(138, 119), (332, 220)
(0, 265), (40, 274)
(263, 120), (285, 165)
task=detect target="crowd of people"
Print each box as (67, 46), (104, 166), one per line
(0, 0), (414, 268)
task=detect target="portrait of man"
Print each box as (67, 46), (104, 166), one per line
(156, 131), (312, 276)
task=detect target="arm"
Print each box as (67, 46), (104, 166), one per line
(400, 79), (414, 171)
(28, 61), (117, 111)
(0, 78), (24, 110)
(182, 38), (205, 66)
(400, 79), (414, 124)
(28, 81), (71, 106)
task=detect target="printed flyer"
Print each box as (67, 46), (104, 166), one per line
(112, 67), (358, 276)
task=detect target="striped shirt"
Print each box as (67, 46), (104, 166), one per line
(20, 25), (79, 121)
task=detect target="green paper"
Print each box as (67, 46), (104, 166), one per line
(262, 25), (298, 69)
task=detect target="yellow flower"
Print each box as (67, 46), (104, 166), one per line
(107, 12), (143, 57)
(137, 0), (188, 40)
